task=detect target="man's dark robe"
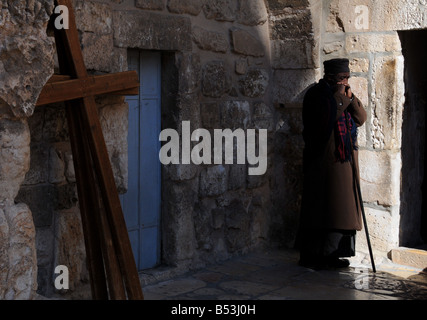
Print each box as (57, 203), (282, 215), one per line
(298, 79), (367, 259)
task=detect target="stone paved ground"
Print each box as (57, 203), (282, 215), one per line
(140, 249), (427, 300)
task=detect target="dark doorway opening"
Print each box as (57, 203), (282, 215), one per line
(399, 30), (427, 247)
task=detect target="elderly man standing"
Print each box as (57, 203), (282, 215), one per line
(297, 58), (367, 269)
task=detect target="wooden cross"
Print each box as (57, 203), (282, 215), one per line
(37, 0), (143, 300)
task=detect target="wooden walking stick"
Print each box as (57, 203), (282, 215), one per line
(344, 110), (377, 273)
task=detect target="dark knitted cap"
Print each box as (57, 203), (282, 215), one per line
(323, 58), (350, 75)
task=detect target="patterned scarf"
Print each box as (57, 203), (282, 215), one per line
(335, 111), (358, 162)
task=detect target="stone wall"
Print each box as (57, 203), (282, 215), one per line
(9, 0), (281, 299)
(0, 0), (55, 300)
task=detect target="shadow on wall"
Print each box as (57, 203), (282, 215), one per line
(398, 30), (427, 248)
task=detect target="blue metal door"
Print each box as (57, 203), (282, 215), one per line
(120, 50), (161, 270)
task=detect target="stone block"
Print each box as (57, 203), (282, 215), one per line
(168, 0), (203, 15)
(230, 28), (265, 57)
(48, 146), (66, 185)
(273, 68), (319, 105)
(371, 55), (405, 150)
(326, 0), (427, 33)
(136, 0), (165, 11)
(350, 58), (370, 73)
(113, 10), (192, 51)
(0, 118), (30, 202)
(224, 199), (251, 252)
(203, 0), (237, 22)
(358, 150), (401, 207)
(238, 69), (269, 98)
(237, 0), (268, 26)
(166, 164), (199, 181)
(201, 102), (221, 129)
(81, 33), (114, 73)
(356, 206), (399, 253)
(202, 61), (231, 98)
(220, 100), (251, 130)
(74, 0), (112, 34)
(200, 165), (228, 197)
(177, 53), (201, 95)
(192, 26), (229, 53)
(228, 164), (247, 190)
(2, 203), (37, 300)
(54, 208), (89, 297)
(23, 142), (49, 185)
(235, 58), (248, 75)
(323, 41), (344, 55)
(97, 96), (128, 192)
(348, 76), (369, 107)
(390, 247), (427, 270)
(15, 185), (55, 227)
(345, 33), (402, 53)
(269, 7), (312, 40)
(272, 39), (314, 69)
(252, 102), (274, 132)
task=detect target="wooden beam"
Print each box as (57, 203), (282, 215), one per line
(37, 71), (139, 106)
(54, 0), (144, 300)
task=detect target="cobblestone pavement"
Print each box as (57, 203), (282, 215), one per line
(140, 248), (427, 300)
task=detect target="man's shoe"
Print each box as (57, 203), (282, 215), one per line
(326, 257), (350, 269)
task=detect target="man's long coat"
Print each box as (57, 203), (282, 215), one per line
(300, 79), (367, 231)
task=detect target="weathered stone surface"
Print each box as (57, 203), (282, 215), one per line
(162, 181), (198, 263)
(269, 7), (312, 40)
(0, 118), (31, 202)
(54, 208), (89, 299)
(371, 55), (405, 150)
(224, 199), (251, 252)
(168, 0), (203, 15)
(237, 0), (268, 26)
(358, 150), (401, 207)
(1, 203), (37, 300)
(74, 0), (112, 34)
(200, 165), (228, 197)
(273, 69), (319, 105)
(239, 69), (269, 98)
(252, 102), (274, 132)
(202, 61), (231, 98)
(235, 58), (248, 75)
(350, 58), (370, 73)
(97, 96), (128, 193)
(220, 100), (251, 130)
(113, 10), (192, 51)
(346, 33), (402, 53)
(322, 41), (344, 55)
(81, 33), (114, 72)
(390, 247), (427, 269)
(201, 102), (221, 129)
(177, 53), (201, 95)
(348, 76), (369, 108)
(230, 28), (265, 57)
(356, 206), (399, 253)
(0, 1), (54, 117)
(203, 0), (237, 21)
(327, 0), (427, 33)
(136, 0), (165, 11)
(192, 26), (229, 53)
(272, 39), (314, 69)
(266, 0), (310, 12)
